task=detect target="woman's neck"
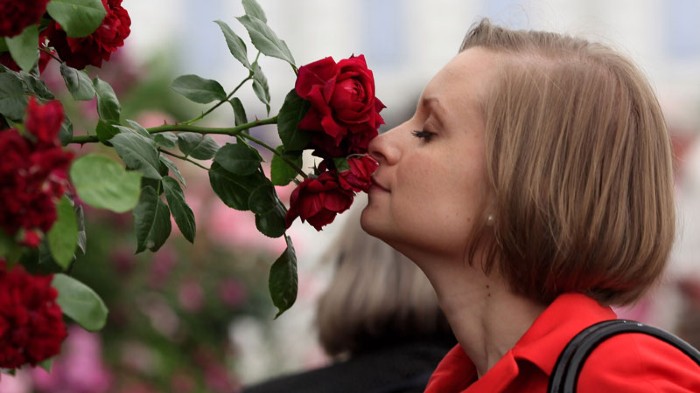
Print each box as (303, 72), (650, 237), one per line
(421, 257), (546, 377)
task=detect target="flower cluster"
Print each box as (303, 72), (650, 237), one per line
(0, 98), (73, 247)
(46, 0), (131, 69)
(0, 0), (131, 71)
(0, 260), (67, 369)
(0, 0), (387, 365)
(285, 55), (384, 230)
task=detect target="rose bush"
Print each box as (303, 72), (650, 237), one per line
(0, 0), (383, 372)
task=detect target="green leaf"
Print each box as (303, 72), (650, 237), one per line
(95, 119), (119, 143)
(177, 132), (220, 160)
(20, 242), (64, 274)
(53, 274), (108, 331)
(47, 196), (78, 269)
(277, 89), (311, 151)
(208, 162), (268, 211)
(255, 208), (286, 238)
(214, 142), (262, 176)
(333, 157), (350, 171)
(6, 25), (39, 73)
(0, 38), (8, 52)
(46, 0), (106, 38)
(229, 97), (248, 126)
(248, 184), (276, 214)
(160, 156), (186, 185)
(39, 358), (53, 373)
(124, 119), (152, 138)
(237, 15), (295, 66)
(60, 64), (96, 100)
(59, 117), (73, 146)
(114, 124), (149, 139)
(214, 20), (250, 70)
(251, 63), (271, 114)
(269, 236), (297, 318)
(0, 230), (23, 263)
(271, 148), (303, 186)
(94, 77), (120, 122)
(18, 71), (55, 100)
(171, 74), (227, 104)
(242, 0), (267, 22)
(153, 132), (177, 148)
(162, 177), (195, 243)
(75, 204), (87, 255)
(133, 186), (171, 253)
(250, 184), (286, 238)
(0, 72), (28, 121)
(110, 132), (162, 180)
(70, 154), (142, 213)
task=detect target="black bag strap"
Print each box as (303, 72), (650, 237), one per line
(548, 319), (700, 393)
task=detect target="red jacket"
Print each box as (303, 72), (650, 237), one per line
(424, 293), (700, 392)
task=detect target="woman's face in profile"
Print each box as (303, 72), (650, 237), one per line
(361, 47), (503, 260)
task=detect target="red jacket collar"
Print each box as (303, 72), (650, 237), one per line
(511, 293), (616, 373)
(425, 293), (617, 392)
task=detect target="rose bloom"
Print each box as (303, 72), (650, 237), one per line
(47, 0), (131, 69)
(0, 98), (72, 245)
(0, 261), (67, 369)
(0, 0), (50, 37)
(338, 155), (379, 193)
(285, 171), (355, 231)
(295, 55), (385, 158)
(25, 97), (65, 146)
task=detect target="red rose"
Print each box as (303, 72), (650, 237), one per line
(295, 55), (385, 158)
(285, 171), (354, 231)
(0, 99), (72, 243)
(0, 261), (67, 369)
(0, 0), (50, 37)
(338, 155), (379, 193)
(47, 0), (131, 69)
(25, 97), (64, 146)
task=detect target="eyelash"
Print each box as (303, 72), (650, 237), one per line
(412, 129), (435, 142)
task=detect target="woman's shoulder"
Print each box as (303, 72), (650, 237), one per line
(578, 332), (700, 392)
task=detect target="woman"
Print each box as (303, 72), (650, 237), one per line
(361, 19), (700, 392)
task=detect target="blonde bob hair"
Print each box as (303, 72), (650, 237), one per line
(463, 20), (675, 306)
(316, 201), (452, 357)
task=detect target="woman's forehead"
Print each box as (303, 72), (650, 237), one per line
(419, 49), (502, 120)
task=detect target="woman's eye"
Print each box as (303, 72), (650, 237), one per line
(412, 129), (435, 142)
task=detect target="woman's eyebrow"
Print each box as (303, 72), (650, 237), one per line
(421, 96), (446, 125)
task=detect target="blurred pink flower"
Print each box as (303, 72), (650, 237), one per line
(0, 370), (32, 393)
(148, 246), (177, 289)
(32, 325), (112, 393)
(170, 373), (195, 393)
(218, 278), (247, 308)
(178, 279), (204, 313)
(204, 363), (236, 393)
(109, 247), (136, 275)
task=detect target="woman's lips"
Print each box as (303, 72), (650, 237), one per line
(370, 178), (390, 192)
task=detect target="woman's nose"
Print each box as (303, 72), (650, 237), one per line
(368, 127), (401, 165)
